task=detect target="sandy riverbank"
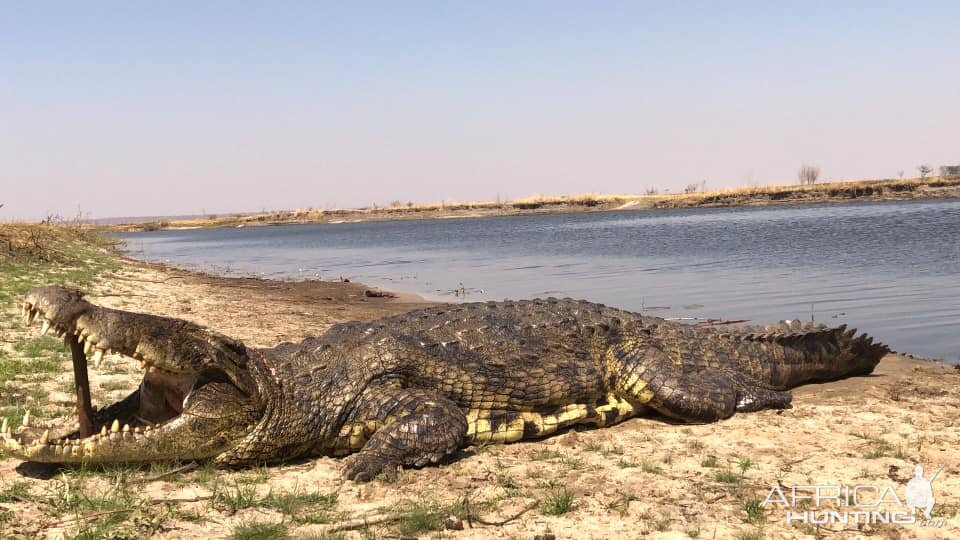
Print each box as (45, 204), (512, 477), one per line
(0, 252), (958, 539)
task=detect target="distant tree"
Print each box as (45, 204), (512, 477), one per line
(644, 187), (659, 195)
(918, 165), (933, 179)
(898, 171), (904, 179)
(798, 164), (820, 185)
(684, 183), (700, 194)
(940, 165), (960, 177)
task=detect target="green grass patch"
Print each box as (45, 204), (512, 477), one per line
(0, 481), (30, 502)
(714, 469), (742, 485)
(542, 488), (576, 516)
(230, 521), (289, 540)
(743, 498), (766, 526)
(389, 497), (484, 537)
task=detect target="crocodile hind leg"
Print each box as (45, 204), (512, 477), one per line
(340, 387), (467, 481)
(607, 342), (792, 423)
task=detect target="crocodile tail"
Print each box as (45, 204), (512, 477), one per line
(736, 324), (890, 387)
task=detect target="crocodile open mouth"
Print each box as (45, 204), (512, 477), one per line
(0, 293), (227, 462)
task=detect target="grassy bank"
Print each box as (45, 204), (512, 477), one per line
(0, 223), (121, 433)
(109, 175), (960, 232)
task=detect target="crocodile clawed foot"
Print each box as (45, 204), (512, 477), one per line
(342, 452), (400, 482)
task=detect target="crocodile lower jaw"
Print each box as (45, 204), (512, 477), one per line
(0, 304), (198, 462)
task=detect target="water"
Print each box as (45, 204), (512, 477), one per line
(117, 199), (960, 362)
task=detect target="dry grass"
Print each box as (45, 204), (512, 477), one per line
(0, 220), (119, 264)
(104, 175), (960, 232)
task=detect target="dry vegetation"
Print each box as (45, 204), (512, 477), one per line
(109, 176), (960, 232)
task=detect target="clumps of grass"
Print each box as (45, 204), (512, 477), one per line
(583, 442), (625, 457)
(542, 488), (576, 516)
(230, 521), (288, 540)
(266, 490), (338, 523)
(558, 454), (584, 470)
(212, 481), (261, 514)
(0, 347), (61, 384)
(531, 448), (563, 461)
(862, 437), (895, 459)
(44, 468), (141, 535)
(617, 457), (638, 469)
(743, 498), (766, 526)
(212, 481), (338, 522)
(583, 441), (605, 453)
(0, 481), (30, 502)
(714, 469), (742, 485)
(605, 491), (638, 516)
(641, 460), (664, 475)
(715, 457), (755, 485)
(390, 497), (485, 537)
(701, 455), (719, 468)
(497, 472), (520, 493)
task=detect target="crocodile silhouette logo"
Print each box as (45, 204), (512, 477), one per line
(904, 464), (944, 521)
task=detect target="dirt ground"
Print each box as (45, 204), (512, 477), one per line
(1, 258), (958, 539)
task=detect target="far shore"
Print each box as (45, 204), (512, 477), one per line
(103, 175), (960, 232)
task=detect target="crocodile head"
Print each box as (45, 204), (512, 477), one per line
(1, 285), (264, 465)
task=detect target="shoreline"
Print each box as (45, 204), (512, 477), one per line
(1, 239), (959, 538)
(103, 176), (960, 232)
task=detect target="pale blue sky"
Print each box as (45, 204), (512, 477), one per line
(3, 2), (958, 220)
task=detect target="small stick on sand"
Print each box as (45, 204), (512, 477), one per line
(67, 335), (95, 438)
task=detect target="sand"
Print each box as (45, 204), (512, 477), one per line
(0, 258), (958, 539)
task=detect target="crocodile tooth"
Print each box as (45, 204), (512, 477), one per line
(39, 430), (49, 444)
(40, 320), (51, 336)
(22, 411), (30, 427)
(134, 427), (142, 433)
(111, 419), (120, 433)
(122, 424), (130, 432)
(148, 365), (157, 373)
(100, 426), (108, 436)
(84, 340), (93, 355)
(92, 349), (104, 368)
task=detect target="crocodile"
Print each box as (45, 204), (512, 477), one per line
(3, 285), (888, 480)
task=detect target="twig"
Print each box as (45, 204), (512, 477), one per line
(47, 508), (135, 528)
(325, 514), (402, 532)
(135, 461), (199, 483)
(148, 495), (212, 504)
(473, 499), (540, 526)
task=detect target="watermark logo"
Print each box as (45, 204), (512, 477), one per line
(762, 464), (947, 527)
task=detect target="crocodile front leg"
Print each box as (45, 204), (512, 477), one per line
(339, 387), (468, 481)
